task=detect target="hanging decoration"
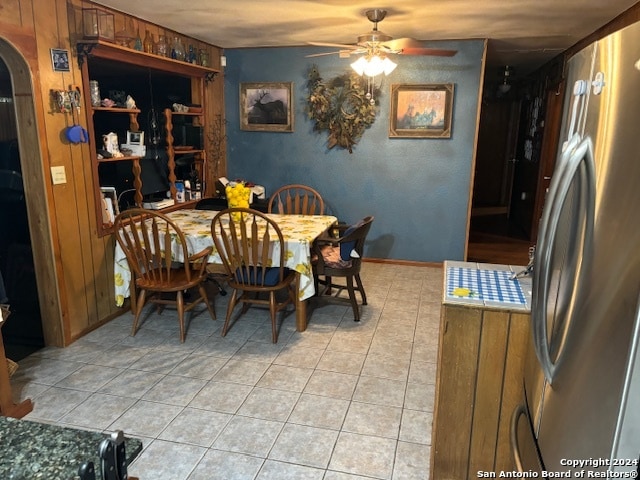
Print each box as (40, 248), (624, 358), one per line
(306, 65), (380, 153)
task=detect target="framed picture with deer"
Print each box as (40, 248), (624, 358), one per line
(240, 82), (294, 132)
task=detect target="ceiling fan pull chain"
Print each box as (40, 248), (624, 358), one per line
(366, 76), (373, 103)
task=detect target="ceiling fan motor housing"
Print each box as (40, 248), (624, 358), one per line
(358, 31), (392, 45)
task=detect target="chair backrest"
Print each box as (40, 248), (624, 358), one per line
(268, 184), (324, 215)
(114, 208), (194, 286)
(341, 216), (374, 264)
(211, 207), (288, 288)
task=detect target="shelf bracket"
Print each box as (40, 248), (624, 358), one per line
(205, 71), (218, 84)
(76, 43), (97, 68)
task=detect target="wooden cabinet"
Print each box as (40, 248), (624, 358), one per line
(431, 264), (531, 480)
(77, 40), (220, 236)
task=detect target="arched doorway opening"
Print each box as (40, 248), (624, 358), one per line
(0, 56), (44, 359)
(0, 36), (63, 353)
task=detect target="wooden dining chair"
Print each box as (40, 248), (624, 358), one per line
(312, 216), (374, 321)
(267, 184), (325, 215)
(113, 208), (216, 342)
(211, 207), (297, 342)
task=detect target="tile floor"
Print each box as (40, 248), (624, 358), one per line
(10, 262), (443, 480)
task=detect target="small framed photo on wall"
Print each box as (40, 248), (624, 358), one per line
(50, 48), (70, 72)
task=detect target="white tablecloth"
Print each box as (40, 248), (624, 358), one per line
(114, 209), (337, 307)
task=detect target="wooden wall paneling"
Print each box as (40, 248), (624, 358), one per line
(66, 0), (117, 333)
(431, 305), (482, 479)
(468, 310), (509, 476)
(0, 19), (38, 64)
(0, 0), (23, 27)
(34, 0), (87, 342)
(494, 312), (530, 472)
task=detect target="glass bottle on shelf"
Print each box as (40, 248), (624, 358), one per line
(156, 34), (168, 57)
(133, 29), (143, 51)
(171, 36), (185, 61)
(188, 44), (197, 64)
(199, 49), (209, 67)
(143, 30), (154, 54)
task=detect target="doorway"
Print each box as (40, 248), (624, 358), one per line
(468, 90), (532, 265)
(0, 57), (45, 360)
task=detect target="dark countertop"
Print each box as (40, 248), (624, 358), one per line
(0, 416), (142, 479)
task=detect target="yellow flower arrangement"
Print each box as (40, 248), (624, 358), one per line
(226, 183), (251, 221)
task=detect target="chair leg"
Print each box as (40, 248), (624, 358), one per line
(346, 276), (360, 321)
(177, 290), (186, 343)
(269, 292), (278, 343)
(198, 284), (217, 320)
(222, 289), (239, 337)
(355, 274), (367, 305)
(132, 289), (147, 337)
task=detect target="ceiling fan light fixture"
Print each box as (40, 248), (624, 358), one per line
(351, 54), (397, 77)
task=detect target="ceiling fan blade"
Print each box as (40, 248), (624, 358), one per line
(382, 37), (425, 50)
(399, 47), (458, 57)
(305, 50), (353, 58)
(307, 41), (359, 50)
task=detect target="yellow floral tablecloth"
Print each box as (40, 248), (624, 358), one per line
(114, 209), (337, 307)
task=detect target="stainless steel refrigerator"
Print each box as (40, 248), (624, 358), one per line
(510, 20), (640, 475)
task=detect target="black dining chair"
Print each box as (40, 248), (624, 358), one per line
(312, 216), (374, 321)
(194, 196), (228, 211)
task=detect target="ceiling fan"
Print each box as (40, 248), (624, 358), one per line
(306, 9), (457, 60)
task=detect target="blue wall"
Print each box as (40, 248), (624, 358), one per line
(224, 40), (485, 262)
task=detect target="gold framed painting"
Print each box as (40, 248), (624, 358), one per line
(389, 83), (454, 138)
(240, 82), (294, 132)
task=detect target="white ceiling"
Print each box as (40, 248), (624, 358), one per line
(94, 0), (638, 77)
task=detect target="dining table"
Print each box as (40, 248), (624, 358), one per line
(114, 208), (338, 331)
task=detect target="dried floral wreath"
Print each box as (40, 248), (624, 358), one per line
(306, 65), (380, 153)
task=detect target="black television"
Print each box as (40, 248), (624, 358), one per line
(99, 150), (171, 211)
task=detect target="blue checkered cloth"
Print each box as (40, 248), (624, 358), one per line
(446, 267), (526, 305)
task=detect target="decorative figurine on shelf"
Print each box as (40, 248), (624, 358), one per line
(102, 132), (123, 158)
(125, 95), (136, 110)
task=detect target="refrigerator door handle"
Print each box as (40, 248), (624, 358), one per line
(510, 404), (528, 472)
(532, 135), (595, 383)
(533, 132), (582, 275)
